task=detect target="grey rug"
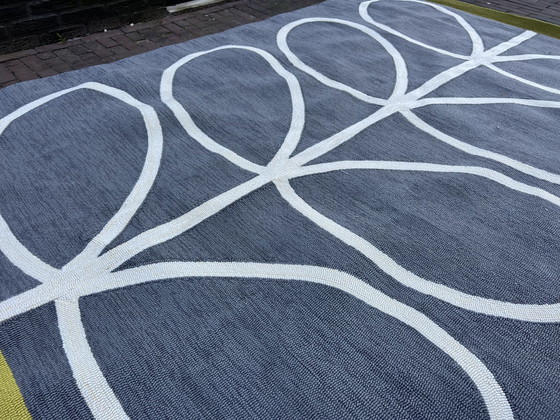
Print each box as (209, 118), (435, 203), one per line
(0, 0), (559, 418)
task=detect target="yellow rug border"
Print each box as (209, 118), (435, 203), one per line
(0, 351), (32, 420)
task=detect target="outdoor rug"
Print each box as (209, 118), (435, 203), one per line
(1, 0), (560, 418)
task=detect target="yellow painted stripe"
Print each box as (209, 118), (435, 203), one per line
(0, 351), (32, 420)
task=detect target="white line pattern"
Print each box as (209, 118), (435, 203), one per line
(56, 299), (130, 419)
(359, 0), (484, 59)
(0, 0), (559, 418)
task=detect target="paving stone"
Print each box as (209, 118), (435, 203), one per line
(173, 19), (193, 28)
(44, 56), (66, 67)
(36, 68), (58, 77)
(37, 52), (56, 60)
(126, 31), (145, 41)
(111, 34), (139, 50)
(35, 43), (65, 53)
(138, 28), (160, 38)
(3, 59), (23, 67)
(10, 63), (37, 81)
(98, 36), (119, 48)
(467, 0), (560, 16)
(163, 34), (184, 44)
(0, 49), (37, 63)
(54, 48), (76, 58)
(1, 0), (558, 89)
(69, 44), (91, 55)
(122, 21), (157, 33)
(0, 66), (15, 83)
(108, 45), (130, 56)
(20, 54), (50, 71)
(136, 39), (159, 51)
(163, 22), (188, 35)
(87, 29), (124, 41)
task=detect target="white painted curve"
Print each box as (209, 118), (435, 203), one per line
(275, 178), (560, 323)
(277, 17), (408, 104)
(359, 0), (484, 59)
(485, 63), (560, 97)
(0, 82), (163, 281)
(66, 261), (514, 420)
(414, 96), (560, 108)
(402, 110), (560, 185)
(161, 45), (305, 172)
(56, 299), (130, 419)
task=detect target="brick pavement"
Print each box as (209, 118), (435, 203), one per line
(0, 0), (323, 88)
(461, 0), (560, 23)
(0, 0), (559, 89)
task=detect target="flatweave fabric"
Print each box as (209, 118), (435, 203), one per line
(1, 0), (560, 418)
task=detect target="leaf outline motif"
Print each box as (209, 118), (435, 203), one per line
(1, 1), (560, 418)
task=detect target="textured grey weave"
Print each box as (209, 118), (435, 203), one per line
(0, 0), (559, 419)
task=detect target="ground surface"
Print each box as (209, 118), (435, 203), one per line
(0, 0), (558, 89)
(466, 0), (560, 23)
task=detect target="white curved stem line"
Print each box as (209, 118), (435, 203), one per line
(4, 158), (559, 324)
(287, 31), (533, 168)
(262, 55), (305, 164)
(277, 17), (407, 104)
(291, 161), (560, 207)
(485, 63), (560, 97)
(0, 174), (270, 324)
(275, 179), (560, 323)
(56, 299), (130, 420)
(65, 83), (163, 268)
(0, 277), (62, 322)
(414, 96), (560, 108)
(0, 82), (163, 281)
(0, 85), (84, 282)
(402, 110), (560, 185)
(289, 103), (399, 167)
(66, 261), (513, 420)
(493, 54), (560, 63)
(400, 31), (535, 104)
(161, 45), (304, 172)
(94, 174), (271, 273)
(488, 31), (536, 55)
(359, 0), (483, 59)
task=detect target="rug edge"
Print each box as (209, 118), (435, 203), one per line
(427, 0), (560, 39)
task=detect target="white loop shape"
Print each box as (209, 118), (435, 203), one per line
(66, 261), (513, 420)
(0, 82), (163, 280)
(161, 45), (305, 171)
(276, 176), (560, 323)
(359, 0), (484, 59)
(277, 17), (408, 104)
